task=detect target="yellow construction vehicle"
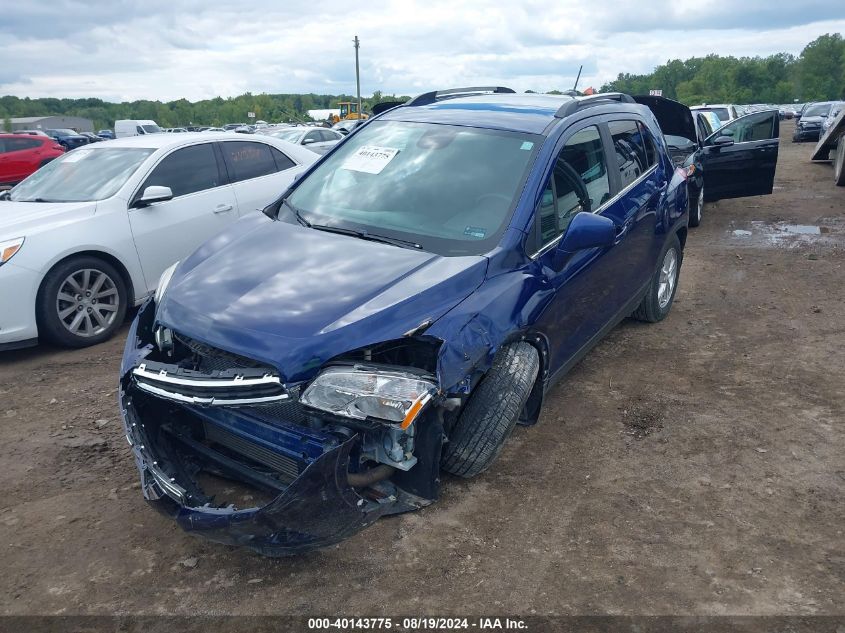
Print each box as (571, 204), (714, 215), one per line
(331, 102), (369, 123)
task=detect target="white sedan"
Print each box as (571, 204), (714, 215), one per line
(0, 133), (317, 349)
(266, 127), (344, 154)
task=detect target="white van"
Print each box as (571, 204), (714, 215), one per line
(114, 119), (162, 138)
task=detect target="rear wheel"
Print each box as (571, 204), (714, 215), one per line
(834, 138), (845, 187)
(36, 256), (128, 347)
(441, 342), (540, 478)
(632, 234), (682, 323)
(689, 186), (704, 228)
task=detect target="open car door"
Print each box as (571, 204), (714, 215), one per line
(699, 110), (779, 201)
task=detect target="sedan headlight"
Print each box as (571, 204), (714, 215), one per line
(154, 261), (180, 304)
(0, 237), (25, 267)
(301, 366), (437, 428)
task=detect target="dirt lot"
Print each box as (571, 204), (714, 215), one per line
(1, 121), (843, 616)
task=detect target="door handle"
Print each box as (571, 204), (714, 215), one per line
(213, 204), (234, 214)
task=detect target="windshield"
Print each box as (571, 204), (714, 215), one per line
(10, 147), (154, 202)
(699, 107), (730, 121)
(287, 120), (540, 256)
(803, 104), (831, 117)
(141, 124), (161, 134)
(273, 129), (304, 143)
(50, 129), (78, 136)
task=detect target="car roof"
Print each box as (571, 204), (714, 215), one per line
(81, 132), (256, 149)
(0, 133), (51, 140)
(691, 104), (733, 109)
(380, 92), (653, 135)
(71, 132), (317, 164)
(382, 93), (572, 134)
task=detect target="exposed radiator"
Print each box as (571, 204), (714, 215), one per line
(203, 421), (301, 483)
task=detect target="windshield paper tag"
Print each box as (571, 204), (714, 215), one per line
(62, 149), (93, 163)
(464, 226), (486, 238)
(342, 145), (399, 174)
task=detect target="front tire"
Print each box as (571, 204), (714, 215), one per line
(441, 342), (540, 478)
(36, 256), (128, 348)
(632, 235), (682, 323)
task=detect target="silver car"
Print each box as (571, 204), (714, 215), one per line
(267, 127), (344, 154)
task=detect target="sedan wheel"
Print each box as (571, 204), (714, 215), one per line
(56, 268), (120, 338)
(37, 256), (128, 348)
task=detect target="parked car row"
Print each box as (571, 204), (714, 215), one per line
(793, 101), (845, 142)
(0, 134), (66, 187)
(0, 133), (318, 348)
(0, 88), (781, 558)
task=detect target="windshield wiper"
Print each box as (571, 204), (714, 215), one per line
(310, 224), (422, 250)
(282, 198), (311, 227)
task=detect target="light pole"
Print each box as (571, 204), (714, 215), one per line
(354, 35), (362, 120)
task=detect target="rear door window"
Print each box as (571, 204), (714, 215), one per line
(220, 141), (277, 182)
(609, 120), (650, 189)
(140, 143), (221, 198)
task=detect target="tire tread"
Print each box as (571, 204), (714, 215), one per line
(441, 342), (539, 478)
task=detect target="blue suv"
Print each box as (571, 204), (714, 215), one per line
(120, 88), (774, 555)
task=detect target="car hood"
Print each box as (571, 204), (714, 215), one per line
(0, 200), (97, 237)
(156, 216), (488, 382)
(799, 115), (825, 123)
(633, 95), (697, 144)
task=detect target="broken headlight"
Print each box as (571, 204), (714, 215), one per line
(301, 366), (436, 428)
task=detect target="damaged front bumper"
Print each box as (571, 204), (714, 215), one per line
(119, 303), (438, 556)
(121, 385), (406, 556)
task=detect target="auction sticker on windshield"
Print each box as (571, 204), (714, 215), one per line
(343, 145), (399, 174)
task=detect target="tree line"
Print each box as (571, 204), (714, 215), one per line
(2, 33), (843, 131)
(0, 91), (410, 132)
(600, 34), (845, 105)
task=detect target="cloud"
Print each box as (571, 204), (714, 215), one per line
(0, 0), (842, 101)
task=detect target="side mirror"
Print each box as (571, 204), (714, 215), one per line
(553, 212), (616, 268)
(711, 136), (734, 147)
(135, 185), (173, 207)
(302, 137), (317, 145)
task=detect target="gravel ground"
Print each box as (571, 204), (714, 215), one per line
(1, 120), (843, 616)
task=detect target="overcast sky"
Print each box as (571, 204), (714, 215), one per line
(1, 0), (844, 102)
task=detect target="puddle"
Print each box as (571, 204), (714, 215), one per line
(774, 224), (821, 235)
(728, 220), (844, 249)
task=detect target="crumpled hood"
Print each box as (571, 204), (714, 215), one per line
(156, 215), (487, 382)
(0, 200), (96, 237)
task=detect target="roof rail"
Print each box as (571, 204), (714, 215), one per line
(554, 92), (636, 118)
(406, 86), (516, 107)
